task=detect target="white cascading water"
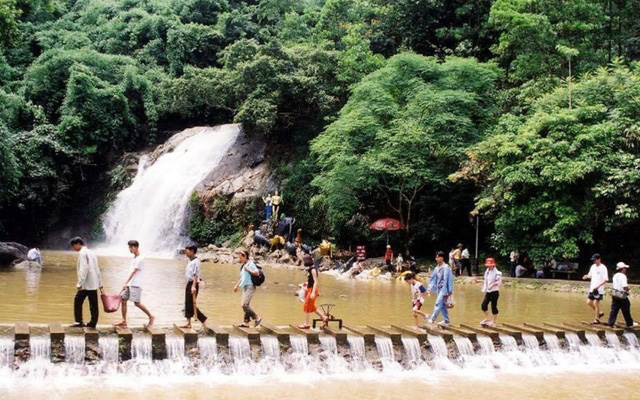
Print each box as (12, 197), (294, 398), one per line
(347, 335), (369, 370)
(585, 332), (602, 347)
(166, 335), (185, 361)
(374, 336), (400, 371)
(543, 333), (561, 350)
(64, 335), (85, 364)
(477, 336), (495, 354)
(99, 336), (119, 363)
(428, 335), (457, 370)
(564, 332), (583, 351)
(30, 336), (51, 361)
(132, 335), (152, 361)
(260, 335), (280, 359)
(0, 337), (14, 367)
(289, 335), (308, 355)
(401, 336), (422, 366)
(605, 331), (621, 349)
(229, 336), (252, 369)
(198, 336), (217, 364)
(101, 125), (241, 255)
(624, 332), (639, 349)
(319, 336), (338, 354)
(453, 336), (474, 357)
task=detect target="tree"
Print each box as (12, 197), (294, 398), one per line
(311, 53), (499, 239)
(455, 63), (640, 261)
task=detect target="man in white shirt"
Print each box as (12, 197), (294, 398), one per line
(608, 262), (637, 328)
(27, 248), (42, 265)
(70, 237), (102, 328)
(582, 253), (608, 324)
(115, 240), (155, 329)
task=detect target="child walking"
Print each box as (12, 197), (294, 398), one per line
(298, 252), (327, 329)
(115, 240), (155, 328)
(404, 273), (428, 327)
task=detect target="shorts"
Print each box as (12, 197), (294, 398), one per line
(303, 288), (318, 313)
(121, 286), (142, 303)
(412, 299), (424, 311)
(587, 291), (604, 301)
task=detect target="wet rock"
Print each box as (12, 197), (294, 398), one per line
(0, 241), (28, 267)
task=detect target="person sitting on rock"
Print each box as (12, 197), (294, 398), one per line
(270, 235), (285, 251)
(27, 247), (43, 265)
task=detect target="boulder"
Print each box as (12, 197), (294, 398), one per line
(0, 242), (29, 267)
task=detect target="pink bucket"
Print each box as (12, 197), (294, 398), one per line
(101, 293), (122, 313)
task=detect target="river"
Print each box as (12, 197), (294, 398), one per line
(0, 251), (638, 400)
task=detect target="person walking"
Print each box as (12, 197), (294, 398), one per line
(509, 250), (519, 277)
(298, 251), (327, 329)
(427, 251), (454, 328)
(478, 257), (502, 327)
(461, 245), (471, 276)
(582, 253), (608, 324)
(114, 240), (155, 328)
(234, 249), (262, 327)
(70, 237), (102, 328)
(180, 245), (208, 330)
(404, 273), (428, 327)
(608, 262), (638, 328)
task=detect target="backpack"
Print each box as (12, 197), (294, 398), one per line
(249, 263), (266, 287)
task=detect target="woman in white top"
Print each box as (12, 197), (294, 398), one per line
(582, 253), (608, 324)
(477, 257), (502, 327)
(608, 262), (637, 328)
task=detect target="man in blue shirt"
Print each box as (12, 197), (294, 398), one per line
(427, 250), (454, 328)
(233, 249), (262, 327)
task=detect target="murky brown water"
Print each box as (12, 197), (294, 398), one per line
(1, 251), (638, 400)
(0, 251), (602, 326)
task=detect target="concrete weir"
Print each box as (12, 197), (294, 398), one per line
(1, 321), (639, 364)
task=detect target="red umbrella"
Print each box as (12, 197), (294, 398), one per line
(370, 218), (404, 231)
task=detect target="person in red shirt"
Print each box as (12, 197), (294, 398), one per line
(384, 245), (394, 273)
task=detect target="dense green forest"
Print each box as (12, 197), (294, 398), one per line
(2, 0), (640, 264)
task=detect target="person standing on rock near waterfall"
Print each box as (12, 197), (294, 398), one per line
(262, 193), (273, 222)
(70, 237), (102, 328)
(181, 245), (208, 330)
(427, 251), (454, 328)
(114, 240), (155, 329)
(583, 253), (608, 324)
(234, 249), (262, 328)
(272, 190), (283, 221)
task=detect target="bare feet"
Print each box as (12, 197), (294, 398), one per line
(113, 320), (127, 327)
(145, 316), (155, 329)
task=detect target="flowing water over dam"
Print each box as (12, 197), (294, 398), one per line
(1, 252), (639, 399)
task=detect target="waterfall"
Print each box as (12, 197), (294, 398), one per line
(585, 332), (602, 347)
(624, 332), (639, 349)
(64, 335), (85, 364)
(229, 336), (251, 362)
(499, 334), (518, 351)
(427, 335), (448, 358)
(604, 332), (621, 349)
(477, 336), (495, 354)
(289, 335), (308, 355)
(132, 335), (152, 361)
(260, 335), (280, 359)
(453, 336), (474, 356)
(565, 332), (583, 351)
(99, 336), (119, 363)
(198, 336), (217, 363)
(0, 337), (14, 366)
(522, 334), (539, 350)
(543, 333), (561, 350)
(29, 336), (51, 361)
(101, 125), (241, 255)
(374, 336), (400, 370)
(347, 335), (365, 360)
(319, 336), (338, 354)
(401, 336), (422, 365)
(166, 335), (185, 361)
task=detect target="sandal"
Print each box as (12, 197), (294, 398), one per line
(297, 325), (311, 329)
(238, 323), (250, 328)
(591, 320), (600, 325)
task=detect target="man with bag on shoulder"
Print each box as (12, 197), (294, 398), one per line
(234, 249), (262, 328)
(608, 262), (638, 328)
(70, 237), (102, 328)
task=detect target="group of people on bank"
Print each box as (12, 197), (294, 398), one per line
(67, 236), (636, 332)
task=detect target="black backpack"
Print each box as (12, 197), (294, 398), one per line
(248, 263), (265, 287)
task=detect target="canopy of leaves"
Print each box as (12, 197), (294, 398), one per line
(457, 63), (640, 261)
(311, 53), (499, 243)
